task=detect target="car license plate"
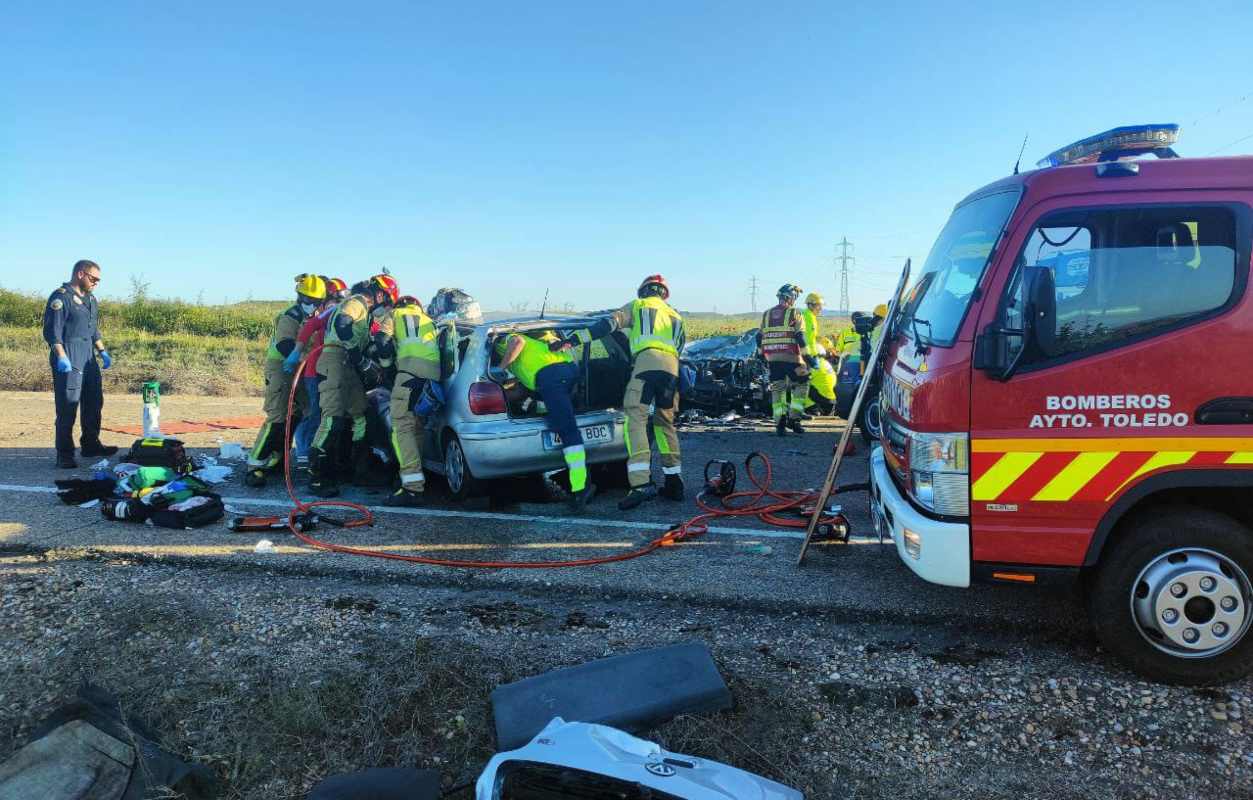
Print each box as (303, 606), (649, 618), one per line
(543, 423), (612, 450)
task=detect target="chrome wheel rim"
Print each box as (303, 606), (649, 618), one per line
(446, 441), (465, 493)
(1131, 547), (1252, 659)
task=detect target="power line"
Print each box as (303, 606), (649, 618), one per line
(1207, 131), (1253, 156)
(1191, 90), (1252, 129)
(834, 237), (854, 315)
(748, 274), (759, 313)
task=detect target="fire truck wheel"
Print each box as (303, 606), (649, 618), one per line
(1087, 507), (1253, 686)
(857, 397), (882, 447)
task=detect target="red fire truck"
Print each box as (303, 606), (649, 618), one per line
(869, 125), (1253, 684)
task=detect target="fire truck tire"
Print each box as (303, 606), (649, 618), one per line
(857, 397), (882, 447)
(1087, 506), (1253, 686)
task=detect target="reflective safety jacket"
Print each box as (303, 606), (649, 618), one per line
(325, 295), (392, 352)
(758, 304), (805, 363)
(495, 332), (572, 391)
(393, 304), (440, 380)
(609, 296), (684, 358)
(809, 359), (836, 400)
(266, 304), (306, 361)
(835, 326), (862, 357)
(800, 308), (821, 356)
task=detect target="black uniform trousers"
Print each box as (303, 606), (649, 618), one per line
(52, 355), (104, 455)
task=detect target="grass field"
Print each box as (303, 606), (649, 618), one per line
(1, 288), (849, 396)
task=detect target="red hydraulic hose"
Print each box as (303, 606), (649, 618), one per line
(278, 346), (844, 568)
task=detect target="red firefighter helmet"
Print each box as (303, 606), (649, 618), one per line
(370, 274), (400, 306)
(637, 274), (670, 299)
(326, 277), (349, 299)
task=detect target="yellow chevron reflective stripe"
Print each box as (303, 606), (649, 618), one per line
(1104, 451), (1195, 501)
(1032, 451), (1119, 502)
(1227, 452), (1253, 464)
(974, 437), (1253, 453)
(971, 452), (1042, 501)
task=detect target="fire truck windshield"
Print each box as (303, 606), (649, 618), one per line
(903, 190), (1020, 346)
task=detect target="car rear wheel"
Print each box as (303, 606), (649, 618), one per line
(442, 435), (480, 501)
(1087, 506), (1253, 685)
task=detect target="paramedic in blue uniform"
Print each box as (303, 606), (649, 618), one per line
(43, 260), (118, 468)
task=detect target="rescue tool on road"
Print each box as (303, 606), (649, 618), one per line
(867, 124), (1253, 685)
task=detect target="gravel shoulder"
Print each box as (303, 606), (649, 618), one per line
(0, 392), (1250, 799)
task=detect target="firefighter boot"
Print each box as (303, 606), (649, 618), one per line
(776, 417), (787, 437)
(350, 440), (374, 485)
(308, 448), (340, 498)
(788, 418), (805, 435)
(244, 468), (267, 488)
(385, 487), (425, 507)
(660, 474), (685, 501)
(618, 484), (658, 511)
(568, 483), (598, 514)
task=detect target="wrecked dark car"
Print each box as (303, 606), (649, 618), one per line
(678, 330), (771, 416)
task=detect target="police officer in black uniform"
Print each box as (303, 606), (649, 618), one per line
(43, 260), (118, 468)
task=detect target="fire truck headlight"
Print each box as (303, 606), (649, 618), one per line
(908, 432), (969, 516)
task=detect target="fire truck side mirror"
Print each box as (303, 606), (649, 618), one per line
(974, 324), (1011, 375)
(1024, 266), (1058, 358)
(975, 266), (1058, 380)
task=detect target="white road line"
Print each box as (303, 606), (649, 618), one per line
(2, 483), (808, 540)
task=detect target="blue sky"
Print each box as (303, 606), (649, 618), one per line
(4, 0), (1253, 313)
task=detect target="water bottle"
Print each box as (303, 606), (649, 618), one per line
(142, 381), (162, 437)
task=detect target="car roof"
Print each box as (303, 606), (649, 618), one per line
(957, 155), (1253, 209)
(481, 314), (604, 333)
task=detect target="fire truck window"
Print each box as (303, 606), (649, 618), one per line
(1013, 206), (1237, 363)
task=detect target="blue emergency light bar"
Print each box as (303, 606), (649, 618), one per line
(1037, 124), (1180, 168)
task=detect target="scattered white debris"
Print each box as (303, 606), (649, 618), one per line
(254, 539), (276, 554)
(191, 466), (233, 484)
(78, 499), (100, 509)
(218, 442), (245, 460)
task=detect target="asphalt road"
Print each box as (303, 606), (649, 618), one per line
(0, 412), (1084, 642)
(5, 400), (1252, 798)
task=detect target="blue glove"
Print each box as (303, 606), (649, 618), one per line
(99, 350), (112, 370)
(282, 350), (301, 374)
(55, 355), (72, 374)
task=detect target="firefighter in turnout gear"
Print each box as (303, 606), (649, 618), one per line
(496, 328), (597, 512)
(309, 274), (399, 497)
(385, 296), (440, 507)
(245, 273), (326, 487)
(556, 274), (685, 511)
(757, 283), (813, 435)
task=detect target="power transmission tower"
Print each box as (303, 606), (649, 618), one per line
(748, 275), (759, 313)
(835, 237), (854, 314)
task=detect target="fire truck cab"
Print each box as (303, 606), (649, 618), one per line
(869, 125), (1253, 684)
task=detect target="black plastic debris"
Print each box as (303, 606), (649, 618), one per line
(490, 643), (732, 751)
(0, 684), (218, 800)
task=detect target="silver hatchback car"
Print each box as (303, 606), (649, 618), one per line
(419, 315), (631, 499)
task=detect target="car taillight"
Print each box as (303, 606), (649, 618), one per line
(468, 381), (507, 415)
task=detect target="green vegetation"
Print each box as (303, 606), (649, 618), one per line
(0, 287), (852, 396)
(0, 288), (272, 396)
